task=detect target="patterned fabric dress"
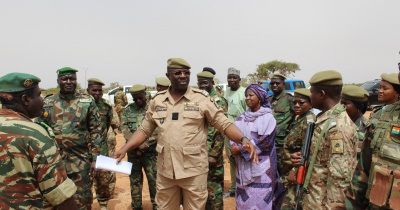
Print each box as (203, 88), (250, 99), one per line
(231, 106), (284, 209)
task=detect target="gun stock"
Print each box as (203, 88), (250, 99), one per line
(294, 119), (315, 210)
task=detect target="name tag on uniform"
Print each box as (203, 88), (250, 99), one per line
(156, 107), (167, 112)
(184, 102), (199, 111)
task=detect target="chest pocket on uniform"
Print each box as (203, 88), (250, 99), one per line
(183, 145), (202, 168)
(152, 111), (167, 128)
(182, 111), (202, 134)
(127, 115), (138, 132)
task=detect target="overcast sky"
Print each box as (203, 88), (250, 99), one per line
(1, 0), (399, 89)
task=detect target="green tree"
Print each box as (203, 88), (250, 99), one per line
(248, 60), (300, 83)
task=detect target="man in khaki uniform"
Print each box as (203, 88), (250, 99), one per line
(114, 58), (259, 210)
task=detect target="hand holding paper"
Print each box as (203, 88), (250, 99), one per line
(95, 155), (132, 175)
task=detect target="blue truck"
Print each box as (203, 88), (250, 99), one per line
(258, 79), (306, 95)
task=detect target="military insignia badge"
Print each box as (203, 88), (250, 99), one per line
(23, 79), (33, 88)
(331, 139), (344, 154)
(184, 102), (199, 111)
(160, 118), (164, 124)
(43, 111), (48, 118)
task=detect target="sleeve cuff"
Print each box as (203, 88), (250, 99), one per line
(44, 178), (77, 206)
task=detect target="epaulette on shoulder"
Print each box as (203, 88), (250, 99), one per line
(44, 94), (53, 99)
(372, 105), (383, 113)
(192, 88), (209, 97)
(43, 94), (55, 105)
(153, 90), (167, 99)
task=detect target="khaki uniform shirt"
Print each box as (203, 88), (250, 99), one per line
(139, 87), (233, 179)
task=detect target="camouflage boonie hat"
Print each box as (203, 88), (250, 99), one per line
(57, 67), (78, 77)
(381, 73), (400, 85)
(203, 67), (216, 75)
(227, 67), (240, 77)
(0, 72), (41, 92)
(309, 70), (343, 86)
(167, 58), (191, 69)
(156, 77), (170, 86)
(342, 85), (369, 102)
(294, 88), (311, 98)
(129, 84), (146, 94)
(271, 73), (286, 80)
(87, 78), (105, 86)
(197, 71), (214, 80)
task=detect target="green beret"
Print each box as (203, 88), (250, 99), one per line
(294, 88), (311, 98)
(129, 84), (146, 94)
(87, 78), (105, 86)
(167, 58), (191, 69)
(342, 85), (369, 102)
(227, 67), (240, 77)
(309, 70), (343, 86)
(0, 72), (41, 93)
(271, 73), (286, 80)
(381, 73), (400, 85)
(57, 67), (78, 77)
(197, 71), (214, 80)
(155, 77), (170, 86)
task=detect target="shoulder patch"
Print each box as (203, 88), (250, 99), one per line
(192, 88), (209, 97)
(331, 139), (344, 154)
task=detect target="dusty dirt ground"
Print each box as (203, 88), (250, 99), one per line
(92, 133), (236, 210)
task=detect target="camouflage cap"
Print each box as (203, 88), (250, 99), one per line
(381, 73), (400, 85)
(56, 67), (78, 77)
(156, 77), (170, 86)
(342, 85), (369, 102)
(0, 72), (41, 93)
(203, 67), (216, 75)
(271, 73), (286, 80)
(87, 78), (105, 86)
(167, 58), (191, 69)
(129, 84), (146, 94)
(309, 70), (343, 86)
(197, 71), (214, 80)
(227, 67), (240, 77)
(294, 88), (311, 98)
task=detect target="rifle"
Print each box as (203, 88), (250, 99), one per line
(294, 118), (315, 210)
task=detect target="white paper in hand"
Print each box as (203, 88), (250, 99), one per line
(95, 155), (132, 175)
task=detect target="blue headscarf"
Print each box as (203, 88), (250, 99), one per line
(245, 84), (271, 108)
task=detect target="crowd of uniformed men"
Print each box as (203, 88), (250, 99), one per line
(0, 58), (400, 210)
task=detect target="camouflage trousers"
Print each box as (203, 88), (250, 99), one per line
(127, 147), (157, 210)
(94, 133), (117, 204)
(276, 142), (284, 176)
(69, 170), (93, 210)
(115, 105), (125, 122)
(206, 164), (224, 210)
(223, 136), (236, 194)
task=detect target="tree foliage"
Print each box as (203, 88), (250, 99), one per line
(247, 60), (300, 84)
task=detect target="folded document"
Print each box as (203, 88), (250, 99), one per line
(95, 155), (132, 175)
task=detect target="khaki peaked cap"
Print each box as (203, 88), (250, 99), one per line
(156, 77), (170, 86)
(271, 73), (286, 80)
(342, 85), (369, 102)
(197, 71), (214, 80)
(381, 73), (400, 85)
(309, 70), (343, 86)
(87, 78), (105, 86)
(129, 84), (146, 94)
(294, 88), (311, 98)
(167, 58), (191, 69)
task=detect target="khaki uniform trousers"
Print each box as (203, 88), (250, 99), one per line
(156, 172), (208, 210)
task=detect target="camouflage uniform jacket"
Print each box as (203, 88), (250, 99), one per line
(270, 90), (295, 144)
(114, 90), (128, 107)
(207, 87), (228, 160)
(282, 110), (316, 175)
(303, 103), (358, 209)
(39, 92), (103, 174)
(0, 109), (77, 208)
(121, 102), (157, 147)
(96, 99), (119, 155)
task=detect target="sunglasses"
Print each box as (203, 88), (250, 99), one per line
(171, 70), (191, 76)
(292, 101), (307, 106)
(270, 82), (281, 86)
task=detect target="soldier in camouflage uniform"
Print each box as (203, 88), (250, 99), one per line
(291, 70), (358, 209)
(197, 70), (228, 210)
(281, 88), (315, 209)
(114, 86), (128, 122)
(87, 78), (119, 209)
(121, 84), (158, 210)
(38, 67), (103, 210)
(346, 73), (400, 209)
(0, 73), (77, 209)
(269, 73), (295, 176)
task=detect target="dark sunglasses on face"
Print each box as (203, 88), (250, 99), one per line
(292, 100), (306, 106)
(270, 82), (280, 86)
(172, 70), (191, 76)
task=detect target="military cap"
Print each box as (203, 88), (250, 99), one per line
(167, 58), (191, 69)
(129, 84), (146, 94)
(309, 70), (343, 86)
(381, 73), (400, 85)
(56, 67), (78, 77)
(156, 77), (170, 86)
(342, 85), (369, 102)
(87, 78), (105, 86)
(294, 88), (311, 98)
(197, 71), (214, 80)
(203, 67), (216, 75)
(271, 73), (286, 80)
(0, 72), (41, 93)
(227, 67), (240, 77)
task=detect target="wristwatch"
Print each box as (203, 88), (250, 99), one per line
(240, 136), (249, 144)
